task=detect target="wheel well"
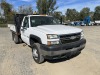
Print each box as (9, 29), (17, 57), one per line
(30, 35), (42, 46)
(30, 38), (39, 43)
(30, 37), (42, 46)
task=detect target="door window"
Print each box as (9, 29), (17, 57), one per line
(23, 17), (29, 28)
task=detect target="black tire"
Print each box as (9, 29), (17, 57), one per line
(32, 43), (44, 64)
(12, 32), (14, 40)
(19, 38), (23, 43)
(13, 34), (20, 44)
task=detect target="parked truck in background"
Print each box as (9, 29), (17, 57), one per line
(94, 20), (100, 25)
(9, 14), (86, 64)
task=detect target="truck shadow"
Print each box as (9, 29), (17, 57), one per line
(46, 52), (81, 63)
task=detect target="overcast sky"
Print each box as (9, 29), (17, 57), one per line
(6, 0), (100, 14)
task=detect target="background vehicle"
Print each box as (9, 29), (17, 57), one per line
(9, 14), (86, 64)
(94, 20), (100, 25)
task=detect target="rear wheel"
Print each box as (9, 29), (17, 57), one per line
(19, 37), (23, 43)
(12, 32), (14, 40)
(32, 43), (44, 64)
(13, 34), (20, 44)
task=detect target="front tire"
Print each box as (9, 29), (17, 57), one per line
(32, 43), (44, 64)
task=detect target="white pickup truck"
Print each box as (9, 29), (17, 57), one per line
(10, 14), (86, 64)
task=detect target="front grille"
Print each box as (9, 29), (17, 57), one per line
(60, 33), (81, 44)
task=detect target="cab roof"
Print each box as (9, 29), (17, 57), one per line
(27, 14), (52, 17)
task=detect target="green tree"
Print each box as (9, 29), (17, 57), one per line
(0, 0), (17, 24)
(79, 7), (90, 20)
(0, 0), (12, 19)
(53, 12), (62, 20)
(89, 11), (94, 21)
(62, 15), (66, 22)
(65, 9), (79, 21)
(53, 11), (63, 23)
(18, 5), (33, 14)
(36, 0), (58, 15)
(93, 6), (100, 20)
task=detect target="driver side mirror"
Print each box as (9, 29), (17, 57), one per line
(21, 26), (27, 31)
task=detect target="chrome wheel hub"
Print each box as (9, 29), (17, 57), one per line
(33, 48), (38, 59)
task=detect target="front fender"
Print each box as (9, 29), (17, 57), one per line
(30, 34), (42, 45)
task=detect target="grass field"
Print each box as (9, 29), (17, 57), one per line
(0, 24), (7, 27)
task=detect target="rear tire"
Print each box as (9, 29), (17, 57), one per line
(32, 43), (44, 64)
(13, 34), (20, 44)
(19, 38), (23, 43)
(12, 32), (14, 40)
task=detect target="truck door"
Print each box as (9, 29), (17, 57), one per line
(21, 17), (30, 45)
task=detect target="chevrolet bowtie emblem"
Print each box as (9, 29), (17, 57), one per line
(70, 36), (76, 40)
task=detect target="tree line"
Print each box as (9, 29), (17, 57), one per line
(65, 6), (100, 21)
(0, 0), (100, 24)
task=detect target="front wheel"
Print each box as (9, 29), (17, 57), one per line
(32, 43), (44, 64)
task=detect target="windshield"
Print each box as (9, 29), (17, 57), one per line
(30, 16), (59, 27)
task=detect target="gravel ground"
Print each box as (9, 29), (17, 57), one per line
(0, 26), (100, 75)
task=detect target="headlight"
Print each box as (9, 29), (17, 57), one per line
(47, 34), (59, 39)
(81, 31), (84, 39)
(47, 41), (60, 45)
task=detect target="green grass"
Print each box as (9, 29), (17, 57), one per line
(0, 24), (7, 27)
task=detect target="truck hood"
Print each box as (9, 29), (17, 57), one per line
(36, 25), (82, 35)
